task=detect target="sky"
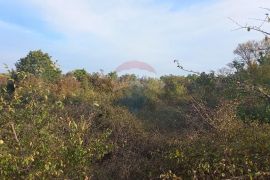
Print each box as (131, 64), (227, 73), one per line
(0, 0), (270, 76)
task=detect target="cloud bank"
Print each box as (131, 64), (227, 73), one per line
(1, 0), (270, 75)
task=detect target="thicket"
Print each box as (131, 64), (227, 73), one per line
(0, 37), (270, 179)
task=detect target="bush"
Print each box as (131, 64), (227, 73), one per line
(15, 50), (61, 82)
(166, 104), (270, 179)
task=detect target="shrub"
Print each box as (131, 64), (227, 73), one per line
(15, 50), (61, 82)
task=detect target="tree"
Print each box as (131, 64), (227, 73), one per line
(15, 50), (61, 81)
(108, 71), (118, 80)
(232, 40), (270, 67)
(72, 69), (88, 82)
(161, 75), (189, 105)
(230, 40), (270, 122)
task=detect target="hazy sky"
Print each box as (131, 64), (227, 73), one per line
(0, 0), (270, 76)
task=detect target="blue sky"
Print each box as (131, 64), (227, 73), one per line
(0, 0), (270, 76)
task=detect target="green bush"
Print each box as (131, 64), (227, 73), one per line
(15, 50), (61, 82)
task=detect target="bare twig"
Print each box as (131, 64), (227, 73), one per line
(248, 14), (269, 28)
(190, 96), (217, 132)
(259, 7), (270, 12)
(235, 80), (270, 102)
(246, 26), (270, 36)
(228, 9), (270, 37)
(11, 123), (20, 144)
(174, 60), (200, 75)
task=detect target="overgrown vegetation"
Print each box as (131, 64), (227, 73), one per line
(1, 19), (270, 179)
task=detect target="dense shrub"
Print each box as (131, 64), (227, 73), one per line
(165, 104), (270, 179)
(1, 44), (270, 179)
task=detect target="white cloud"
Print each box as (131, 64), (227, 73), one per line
(8, 0), (270, 74)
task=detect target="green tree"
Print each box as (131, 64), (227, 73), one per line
(108, 71), (118, 80)
(70, 69), (89, 89)
(72, 69), (88, 82)
(15, 50), (61, 81)
(228, 39), (270, 122)
(161, 75), (189, 105)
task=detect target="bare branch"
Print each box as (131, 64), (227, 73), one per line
(229, 9), (270, 37)
(259, 7), (270, 12)
(246, 26), (270, 36)
(11, 123), (20, 144)
(174, 60), (200, 75)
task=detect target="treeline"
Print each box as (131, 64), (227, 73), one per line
(0, 38), (270, 179)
